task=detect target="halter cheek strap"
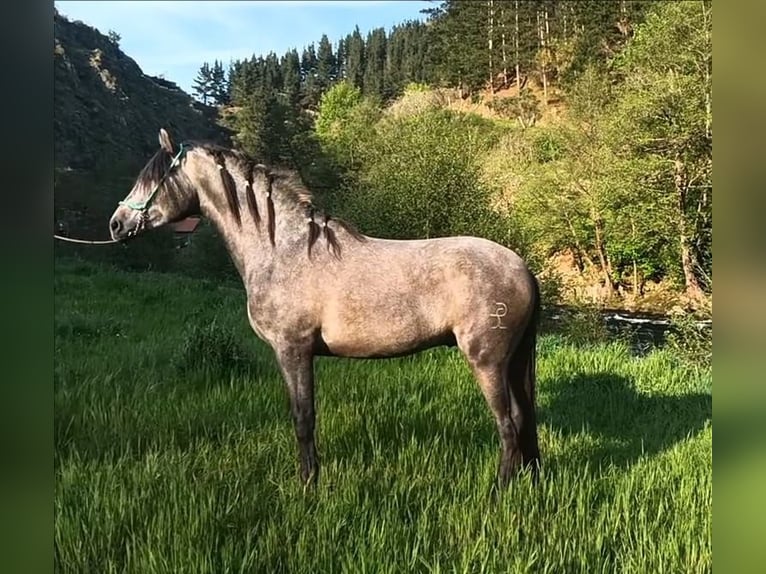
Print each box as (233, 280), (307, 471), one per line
(119, 144), (186, 212)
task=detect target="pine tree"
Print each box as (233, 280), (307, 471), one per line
(363, 28), (387, 100)
(300, 44), (319, 108)
(345, 27), (365, 90)
(233, 94), (266, 158)
(228, 60), (245, 103)
(402, 21), (431, 85)
(426, 0), (486, 95)
(281, 49), (302, 107)
(262, 52), (282, 95)
(383, 24), (405, 100)
(261, 94), (291, 164)
(336, 38), (346, 81)
(210, 60), (229, 105)
(192, 62), (213, 104)
(316, 34), (336, 91)
(561, 0), (651, 82)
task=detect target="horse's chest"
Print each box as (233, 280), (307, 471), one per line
(246, 296), (316, 345)
(246, 301), (275, 342)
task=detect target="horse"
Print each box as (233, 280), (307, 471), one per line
(109, 128), (542, 488)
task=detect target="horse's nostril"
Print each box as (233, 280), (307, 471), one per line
(110, 219), (122, 233)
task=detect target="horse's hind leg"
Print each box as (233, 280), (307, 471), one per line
(470, 362), (522, 488)
(508, 349), (541, 471)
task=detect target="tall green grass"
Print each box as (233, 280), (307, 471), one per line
(54, 258), (712, 573)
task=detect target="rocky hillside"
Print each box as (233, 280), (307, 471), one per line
(54, 8), (230, 172)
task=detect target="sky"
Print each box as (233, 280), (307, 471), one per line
(55, 1), (431, 94)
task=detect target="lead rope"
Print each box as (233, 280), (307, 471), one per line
(54, 235), (120, 245)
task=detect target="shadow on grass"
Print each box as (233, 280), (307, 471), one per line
(539, 372), (712, 470)
(323, 370), (712, 487)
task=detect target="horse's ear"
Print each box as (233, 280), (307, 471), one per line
(158, 128), (175, 153)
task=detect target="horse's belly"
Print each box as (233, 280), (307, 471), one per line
(319, 321), (454, 358)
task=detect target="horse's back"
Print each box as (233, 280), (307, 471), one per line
(371, 235), (532, 292)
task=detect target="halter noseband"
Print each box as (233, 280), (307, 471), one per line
(119, 144), (186, 212)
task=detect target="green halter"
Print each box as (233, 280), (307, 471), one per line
(119, 144), (186, 212)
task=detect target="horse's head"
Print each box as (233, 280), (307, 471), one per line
(109, 128), (199, 240)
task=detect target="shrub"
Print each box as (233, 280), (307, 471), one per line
(666, 311), (712, 367)
(173, 319), (252, 375)
(545, 303), (611, 345)
(329, 108), (505, 243)
(486, 89), (541, 127)
(384, 85), (446, 119)
(315, 81), (364, 139)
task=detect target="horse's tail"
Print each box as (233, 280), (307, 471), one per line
(507, 271), (542, 468)
(524, 274), (540, 414)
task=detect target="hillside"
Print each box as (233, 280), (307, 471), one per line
(53, 8), (230, 173)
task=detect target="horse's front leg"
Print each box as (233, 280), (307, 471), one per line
(275, 346), (319, 487)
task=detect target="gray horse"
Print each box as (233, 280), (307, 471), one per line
(109, 128), (541, 488)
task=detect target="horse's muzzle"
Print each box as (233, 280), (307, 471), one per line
(109, 207), (144, 241)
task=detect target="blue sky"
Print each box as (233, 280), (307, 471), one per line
(55, 1), (431, 94)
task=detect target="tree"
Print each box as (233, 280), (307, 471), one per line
(316, 34), (337, 91)
(506, 83), (629, 300)
(344, 27), (365, 89)
(232, 94), (267, 159)
(336, 37), (346, 81)
(406, 21), (433, 84)
(558, 0), (653, 84)
(228, 58), (257, 104)
(498, 64), (677, 300)
(497, 1), (712, 301)
(262, 52), (282, 95)
(300, 44), (319, 107)
(383, 24), (405, 100)
(609, 0), (712, 299)
(210, 60), (229, 105)
(281, 49), (302, 107)
(315, 81), (379, 173)
(315, 81), (364, 141)
(192, 62), (213, 104)
(363, 28), (387, 100)
(107, 29), (121, 47)
(428, 0), (486, 94)
(260, 94), (293, 165)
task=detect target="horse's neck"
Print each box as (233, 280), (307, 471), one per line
(190, 159), (313, 287)
(197, 189), (272, 281)
(197, 189), (311, 285)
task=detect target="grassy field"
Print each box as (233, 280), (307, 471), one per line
(54, 258), (712, 573)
